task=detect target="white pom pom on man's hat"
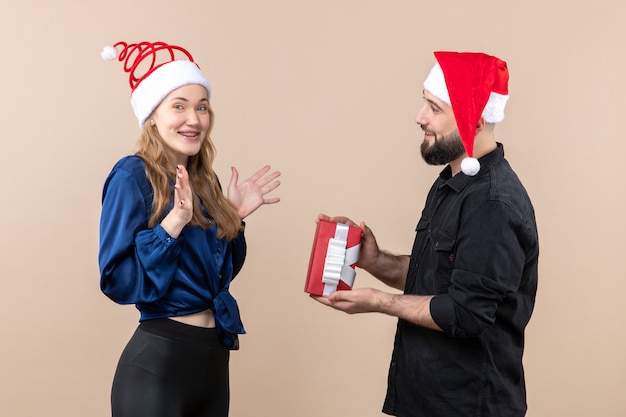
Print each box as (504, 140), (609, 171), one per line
(461, 157), (481, 176)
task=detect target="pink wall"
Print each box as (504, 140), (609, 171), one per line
(1, 1), (624, 416)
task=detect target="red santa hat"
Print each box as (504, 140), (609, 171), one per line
(423, 51), (509, 176)
(101, 41), (211, 129)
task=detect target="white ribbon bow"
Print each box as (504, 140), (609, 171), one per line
(321, 223), (360, 296)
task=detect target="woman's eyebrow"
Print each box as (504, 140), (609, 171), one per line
(166, 97), (208, 103)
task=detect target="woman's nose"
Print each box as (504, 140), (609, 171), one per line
(186, 110), (200, 126)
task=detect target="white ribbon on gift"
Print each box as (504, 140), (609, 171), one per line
(321, 223), (360, 296)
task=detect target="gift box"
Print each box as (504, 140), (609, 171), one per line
(305, 220), (361, 296)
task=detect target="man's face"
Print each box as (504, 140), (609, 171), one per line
(415, 90), (466, 166)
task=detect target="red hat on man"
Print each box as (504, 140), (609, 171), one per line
(423, 51), (509, 176)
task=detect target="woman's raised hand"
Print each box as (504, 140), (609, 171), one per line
(227, 165), (281, 219)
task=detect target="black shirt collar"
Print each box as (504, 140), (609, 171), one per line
(438, 143), (505, 192)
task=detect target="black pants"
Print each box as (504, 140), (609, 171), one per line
(111, 318), (230, 417)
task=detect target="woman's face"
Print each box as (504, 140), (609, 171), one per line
(151, 84), (211, 166)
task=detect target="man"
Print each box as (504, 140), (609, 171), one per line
(312, 51), (539, 417)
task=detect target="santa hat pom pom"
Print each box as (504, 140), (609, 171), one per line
(461, 157), (480, 176)
(100, 45), (118, 61)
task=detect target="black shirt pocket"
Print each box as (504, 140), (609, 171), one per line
(430, 227), (456, 293)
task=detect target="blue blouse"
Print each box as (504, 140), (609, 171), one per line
(98, 155), (247, 349)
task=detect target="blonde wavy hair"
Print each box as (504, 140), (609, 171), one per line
(136, 106), (242, 241)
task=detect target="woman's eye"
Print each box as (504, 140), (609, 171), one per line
(198, 106), (208, 111)
(173, 104), (184, 110)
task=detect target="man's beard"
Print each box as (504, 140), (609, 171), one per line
(420, 130), (466, 166)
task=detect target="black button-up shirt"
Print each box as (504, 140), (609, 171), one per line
(383, 144), (539, 417)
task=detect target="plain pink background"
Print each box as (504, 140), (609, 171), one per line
(1, 1), (624, 416)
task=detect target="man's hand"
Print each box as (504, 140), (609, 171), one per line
(311, 289), (441, 331)
(310, 288), (387, 314)
(317, 213), (381, 271)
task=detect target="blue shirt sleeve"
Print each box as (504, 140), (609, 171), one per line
(230, 226), (247, 279)
(99, 162), (182, 304)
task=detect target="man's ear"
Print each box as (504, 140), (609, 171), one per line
(475, 116), (486, 134)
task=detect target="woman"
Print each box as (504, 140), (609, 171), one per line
(99, 41), (281, 417)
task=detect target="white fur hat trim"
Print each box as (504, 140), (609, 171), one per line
(130, 60), (211, 128)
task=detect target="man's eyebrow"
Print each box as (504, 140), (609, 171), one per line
(425, 97), (443, 112)
(420, 91), (445, 112)
(421, 89), (442, 110)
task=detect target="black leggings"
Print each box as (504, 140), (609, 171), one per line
(111, 318), (230, 417)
